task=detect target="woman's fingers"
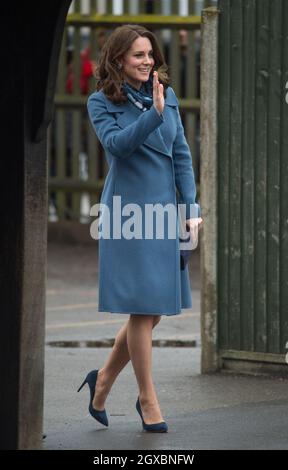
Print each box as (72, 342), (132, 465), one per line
(153, 71), (158, 94)
(153, 70), (164, 112)
(186, 217), (203, 231)
(153, 70), (157, 85)
(154, 71), (161, 92)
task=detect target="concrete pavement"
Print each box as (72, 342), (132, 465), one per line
(43, 241), (288, 450)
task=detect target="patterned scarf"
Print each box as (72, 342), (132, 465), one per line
(122, 76), (153, 112)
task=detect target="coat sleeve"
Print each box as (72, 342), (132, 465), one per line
(87, 93), (164, 159)
(172, 105), (201, 219)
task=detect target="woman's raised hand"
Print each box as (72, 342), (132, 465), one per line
(153, 70), (164, 114)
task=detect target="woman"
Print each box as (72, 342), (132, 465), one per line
(79, 24), (203, 433)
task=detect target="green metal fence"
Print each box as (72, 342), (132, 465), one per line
(48, 0), (215, 222)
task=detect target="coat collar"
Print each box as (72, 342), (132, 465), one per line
(102, 87), (178, 158)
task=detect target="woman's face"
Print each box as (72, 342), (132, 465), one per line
(120, 36), (155, 90)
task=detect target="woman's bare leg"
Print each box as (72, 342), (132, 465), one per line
(127, 314), (164, 424)
(93, 315), (161, 411)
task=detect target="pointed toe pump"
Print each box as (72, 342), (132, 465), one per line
(78, 369), (108, 427)
(136, 397), (168, 433)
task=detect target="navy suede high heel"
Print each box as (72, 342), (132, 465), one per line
(77, 369), (108, 427)
(136, 397), (168, 433)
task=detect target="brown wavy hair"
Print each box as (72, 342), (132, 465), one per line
(94, 24), (170, 103)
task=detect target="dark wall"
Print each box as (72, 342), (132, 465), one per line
(217, 0), (288, 358)
(0, 0), (72, 449)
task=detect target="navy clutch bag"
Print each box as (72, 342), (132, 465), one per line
(178, 203), (201, 270)
(179, 233), (192, 270)
(179, 225), (200, 270)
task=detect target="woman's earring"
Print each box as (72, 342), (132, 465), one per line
(117, 63), (123, 70)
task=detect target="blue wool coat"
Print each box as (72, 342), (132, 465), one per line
(87, 85), (199, 316)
